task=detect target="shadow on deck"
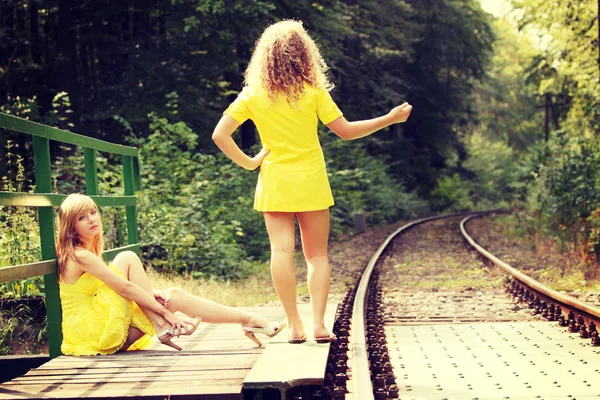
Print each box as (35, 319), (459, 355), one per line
(0, 304), (337, 400)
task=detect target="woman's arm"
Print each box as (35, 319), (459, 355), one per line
(327, 102), (413, 140)
(73, 249), (170, 317)
(212, 115), (269, 170)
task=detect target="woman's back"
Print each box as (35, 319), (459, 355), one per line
(225, 84), (342, 167)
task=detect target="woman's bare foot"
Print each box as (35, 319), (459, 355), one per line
(242, 313), (271, 329)
(313, 324), (334, 341)
(288, 320), (306, 342)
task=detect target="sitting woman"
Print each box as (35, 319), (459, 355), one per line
(56, 193), (284, 356)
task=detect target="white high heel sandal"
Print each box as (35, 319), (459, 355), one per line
(242, 321), (286, 347)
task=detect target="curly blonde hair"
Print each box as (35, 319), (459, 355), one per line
(244, 20), (333, 102)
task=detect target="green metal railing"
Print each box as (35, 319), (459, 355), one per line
(0, 112), (142, 359)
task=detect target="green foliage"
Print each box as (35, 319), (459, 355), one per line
(430, 133), (529, 212)
(540, 133), (600, 228)
(1, 279), (44, 300)
(517, 133), (600, 276)
(389, 0), (494, 193)
(0, 1), (518, 283)
(0, 0), (497, 202)
(0, 141), (44, 299)
(322, 131), (428, 232)
(0, 304), (47, 355)
(470, 18), (543, 151)
(431, 174), (474, 212)
(44, 93), (75, 130)
(131, 112), (264, 279)
(462, 133), (528, 206)
(510, 0), (599, 134)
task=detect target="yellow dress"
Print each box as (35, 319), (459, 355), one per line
(224, 84), (343, 212)
(59, 263), (155, 356)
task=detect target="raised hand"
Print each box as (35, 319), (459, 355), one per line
(388, 102), (413, 124)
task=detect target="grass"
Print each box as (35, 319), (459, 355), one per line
(147, 252), (310, 307)
(0, 304), (47, 355)
(490, 214), (600, 292)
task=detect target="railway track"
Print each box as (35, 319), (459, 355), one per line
(320, 211), (600, 400)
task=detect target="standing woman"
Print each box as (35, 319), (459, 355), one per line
(212, 20), (412, 343)
(56, 194), (284, 355)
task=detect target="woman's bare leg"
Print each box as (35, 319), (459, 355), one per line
(113, 251), (274, 336)
(119, 326), (145, 351)
(296, 209), (332, 339)
(164, 287), (271, 328)
(263, 212), (304, 339)
(112, 251), (171, 334)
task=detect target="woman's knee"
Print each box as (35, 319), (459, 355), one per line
(164, 287), (186, 299)
(264, 212), (295, 253)
(113, 250), (139, 265)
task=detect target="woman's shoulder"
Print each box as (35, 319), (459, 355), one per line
(302, 83), (331, 99)
(73, 247), (98, 264)
(239, 85), (264, 99)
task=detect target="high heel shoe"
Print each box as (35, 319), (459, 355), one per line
(243, 321), (286, 347)
(158, 329), (182, 351)
(177, 317), (202, 337)
(157, 317), (201, 351)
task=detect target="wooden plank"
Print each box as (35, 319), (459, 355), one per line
(24, 360), (257, 376)
(0, 261), (55, 283)
(243, 303), (337, 391)
(0, 307), (286, 399)
(34, 354), (259, 370)
(9, 370), (250, 384)
(0, 381), (243, 399)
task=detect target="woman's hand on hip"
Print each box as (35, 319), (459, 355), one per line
(248, 148), (270, 170)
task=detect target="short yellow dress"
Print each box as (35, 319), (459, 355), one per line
(224, 84), (343, 212)
(59, 263), (155, 356)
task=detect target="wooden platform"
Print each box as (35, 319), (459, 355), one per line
(0, 304), (337, 400)
(243, 304), (336, 397)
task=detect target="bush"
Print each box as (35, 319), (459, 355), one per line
(0, 141), (44, 299)
(430, 173), (474, 212)
(322, 132), (428, 233)
(130, 112), (265, 279)
(430, 132), (528, 212)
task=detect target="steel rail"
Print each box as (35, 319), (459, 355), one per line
(460, 214), (600, 323)
(351, 210), (500, 399)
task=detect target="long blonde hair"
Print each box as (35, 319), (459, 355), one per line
(244, 20), (333, 103)
(56, 194), (104, 280)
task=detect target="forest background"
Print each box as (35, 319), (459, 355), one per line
(0, 0), (599, 294)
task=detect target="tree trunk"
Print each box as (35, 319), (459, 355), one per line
(29, 0), (40, 64)
(544, 93), (550, 142)
(549, 94), (559, 130)
(57, 0), (80, 129)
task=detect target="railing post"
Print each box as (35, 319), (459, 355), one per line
(122, 155), (138, 245)
(83, 148), (99, 195)
(32, 136), (62, 359)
